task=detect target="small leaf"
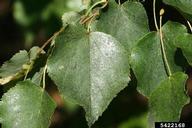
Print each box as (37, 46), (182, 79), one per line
(0, 50), (29, 78)
(31, 68), (44, 85)
(0, 51), (29, 85)
(176, 33), (192, 66)
(62, 11), (81, 27)
(28, 46), (42, 62)
(0, 47), (41, 85)
(47, 24), (130, 126)
(119, 113), (148, 128)
(0, 80), (56, 128)
(148, 72), (189, 127)
(162, 21), (188, 72)
(96, 1), (149, 54)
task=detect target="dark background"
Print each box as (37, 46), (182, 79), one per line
(0, 0), (192, 127)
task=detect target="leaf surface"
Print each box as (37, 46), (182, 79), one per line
(163, 0), (192, 14)
(148, 72), (189, 127)
(0, 80), (56, 128)
(47, 24), (130, 126)
(0, 47), (41, 85)
(162, 21), (188, 72)
(130, 32), (167, 97)
(130, 21), (187, 97)
(163, 0), (192, 20)
(0, 50), (29, 78)
(96, 1), (149, 54)
(176, 33), (192, 66)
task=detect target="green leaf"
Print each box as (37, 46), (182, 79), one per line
(148, 72), (189, 127)
(0, 50), (29, 78)
(130, 21), (187, 97)
(163, 0), (192, 20)
(31, 68), (44, 86)
(0, 80), (56, 128)
(163, 0), (192, 14)
(62, 11), (81, 27)
(0, 50), (29, 85)
(119, 113), (148, 128)
(43, 0), (90, 19)
(28, 46), (42, 62)
(130, 32), (167, 97)
(162, 21), (188, 72)
(176, 33), (192, 66)
(0, 47), (42, 85)
(95, 1), (149, 54)
(47, 24), (130, 126)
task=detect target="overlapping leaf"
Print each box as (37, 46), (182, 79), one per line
(0, 47), (41, 85)
(162, 0), (192, 21)
(96, 0), (149, 54)
(130, 21), (187, 97)
(119, 113), (148, 128)
(130, 32), (167, 97)
(130, 21), (189, 126)
(62, 11), (81, 27)
(47, 24), (130, 126)
(162, 21), (188, 72)
(148, 72), (189, 127)
(175, 33), (192, 66)
(0, 80), (56, 128)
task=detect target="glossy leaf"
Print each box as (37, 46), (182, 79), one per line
(0, 80), (56, 128)
(96, 1), (149, 54)
(47, 24), (130, 126)
(148, 72), (189, 127)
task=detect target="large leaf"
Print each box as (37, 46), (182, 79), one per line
(148, 72), (189, 127)
(130, 32), (167, 97)
(176, 33), (192, 66)
(47, 24), (130, 126)
(96, 0), (149, 54)
(130, 21), (187, 97)
(0, 80), (56, 128)
(163, 0), (192, 20)
(0, 47), (41, 85)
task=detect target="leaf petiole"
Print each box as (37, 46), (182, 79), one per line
(42, 65), (47, 90)
(153, 0), (159, 31)
(85, 0), (107, 16)
(187, 20), (192, 33)
(159, 9), (172, 76)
